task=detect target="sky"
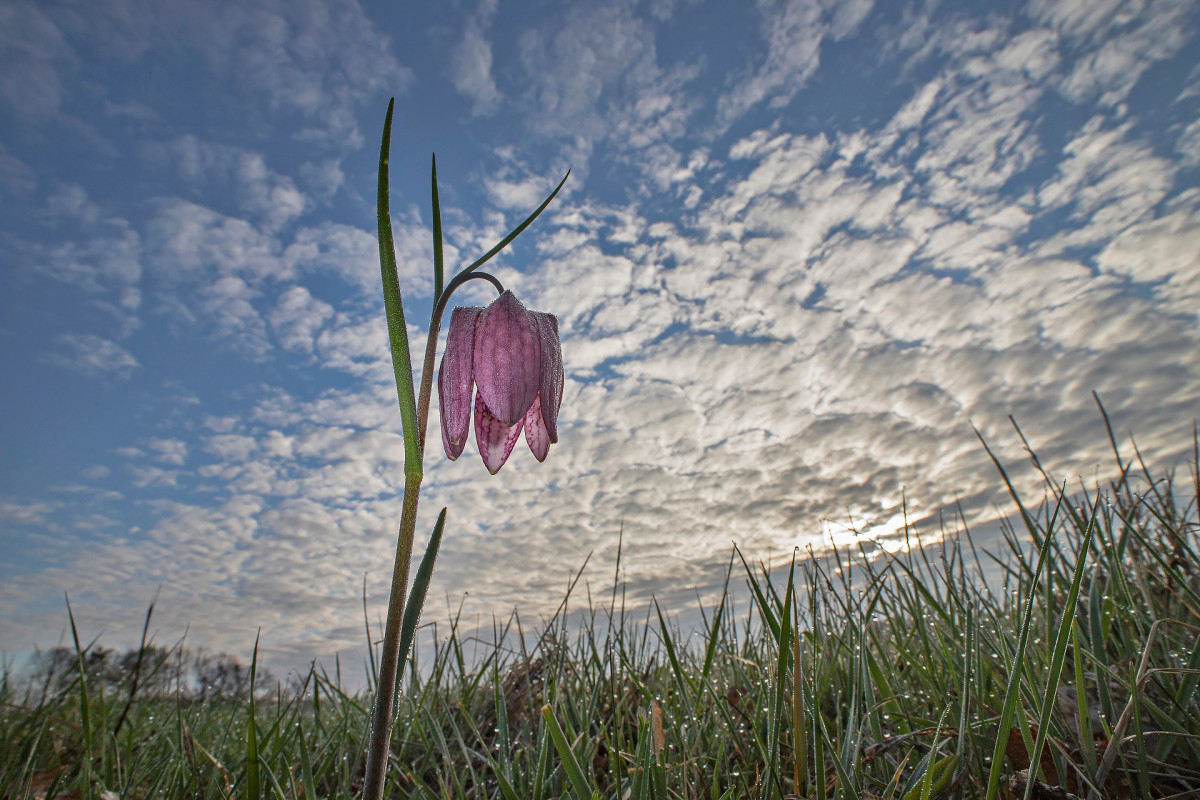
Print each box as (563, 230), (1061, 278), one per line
(2, 0), (1198, 682)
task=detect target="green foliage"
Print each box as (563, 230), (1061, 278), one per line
(3, 420), (1199, 799)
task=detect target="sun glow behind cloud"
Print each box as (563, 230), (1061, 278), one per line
(1, 0), (1198, 679)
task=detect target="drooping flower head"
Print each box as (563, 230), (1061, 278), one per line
(438, 290), (563, 473)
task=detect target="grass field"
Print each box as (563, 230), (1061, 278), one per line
(4, 417), (1199, 800)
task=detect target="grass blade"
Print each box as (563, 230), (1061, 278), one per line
(65, 596), (93, 800)
(296, 720), (317, 800)
(246, 632), (261, 800)
(541, 704), (596, 800)
(653, 599), (695, 715)
(793, 628), (807, 796)
(1022, 492), (1099, 800)
(981, 496), (1068, 798)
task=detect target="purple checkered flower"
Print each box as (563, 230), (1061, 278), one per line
(438, 290), (563, 473)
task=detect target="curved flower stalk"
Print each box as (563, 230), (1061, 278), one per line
(439, 291), (564, 473)
(361, 99), (568, 800)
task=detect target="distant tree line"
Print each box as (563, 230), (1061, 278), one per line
(24, 643), (280, 704)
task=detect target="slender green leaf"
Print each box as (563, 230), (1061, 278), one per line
(376, 97), (421, 481)
(763, 562), (793, 800)
(1023, 493), (1098, 800)
(653, 599), (695, 714)
(980, 428), (1069, 800)
(541, 704), (596, 800)
(431, 154), (444, 303)
(246, 632), (261, 800)
(66, 596), (93, 800)
(296, 721), (317, 800)
(793, 631), (807, 797)
(737, 547), (780, 641)
(702, 558), (731, 681)
(393, 508), (448, 710)
(455, 171), (570, 281)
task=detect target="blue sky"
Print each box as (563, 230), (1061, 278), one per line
(2, 0), (1198, 679)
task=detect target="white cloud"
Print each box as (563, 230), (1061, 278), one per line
(0, 499), (62, 527)
(994, 28), (1061, 81)
(1095, 198), (1200, 314)
(269, 285), (334, 353)
(199, 275), (272, 358)
(827, 0), (874, 40)
(1029, 0), (1194, 106)
(0, 3), (72, 120)
(16, 208), (143, 333)
(44, 184), (101, 225)
(451, 0), (502, 117)
(204, 434), (259, 462)
(313, 314), (394, 380)
(0, 142), (37, 196)
(144, 199), (286, 354)
(146, 438), (188, 466)
(718, 0), (823, 125)
(1025, 0), (1127, 39)
(298, 159), (345, 202)
(484, 171), (558, 212)
(717, 0), (874, 127)
(907, 49), (1045, 211)
(143, 136), (308, 231)
(147, 199), (286, 283)
(4, 0), (1199, 682)
(42, 333), (139, 379)
(56, 199), (430, 365)
(233, 155), (307, 233)
(1177, 117), (1200, 166)
(286, 219), (436, 298)
(49, 0), (411, 145)
(517, 2), (662, 139)
(1036, 117), (1174, 250)
(887, 78), (944, 135)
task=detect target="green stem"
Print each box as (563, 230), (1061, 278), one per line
(362, 276), (500, 799)
(362, 98), (423, 800)
(362, 108), (505, 800)
(362, 115), (567, 799)
(363, 278), (504, 799)
(362, 472), (422, 800)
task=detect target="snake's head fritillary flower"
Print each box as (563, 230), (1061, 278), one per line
(438, 290), (563, 474)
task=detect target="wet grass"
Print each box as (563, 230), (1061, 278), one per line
(4, 415), (1199, 799)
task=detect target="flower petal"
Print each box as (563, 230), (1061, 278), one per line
(531, 311), (563, 443)
(473, 291), (540, 425)
(438, 306), (481, 460)
(474, 393), (523, 474)
(523, 394), (549, 461)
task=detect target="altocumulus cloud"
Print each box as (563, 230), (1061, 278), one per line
(42, 333), (140, 380)
(0, 0), (1198, 680)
